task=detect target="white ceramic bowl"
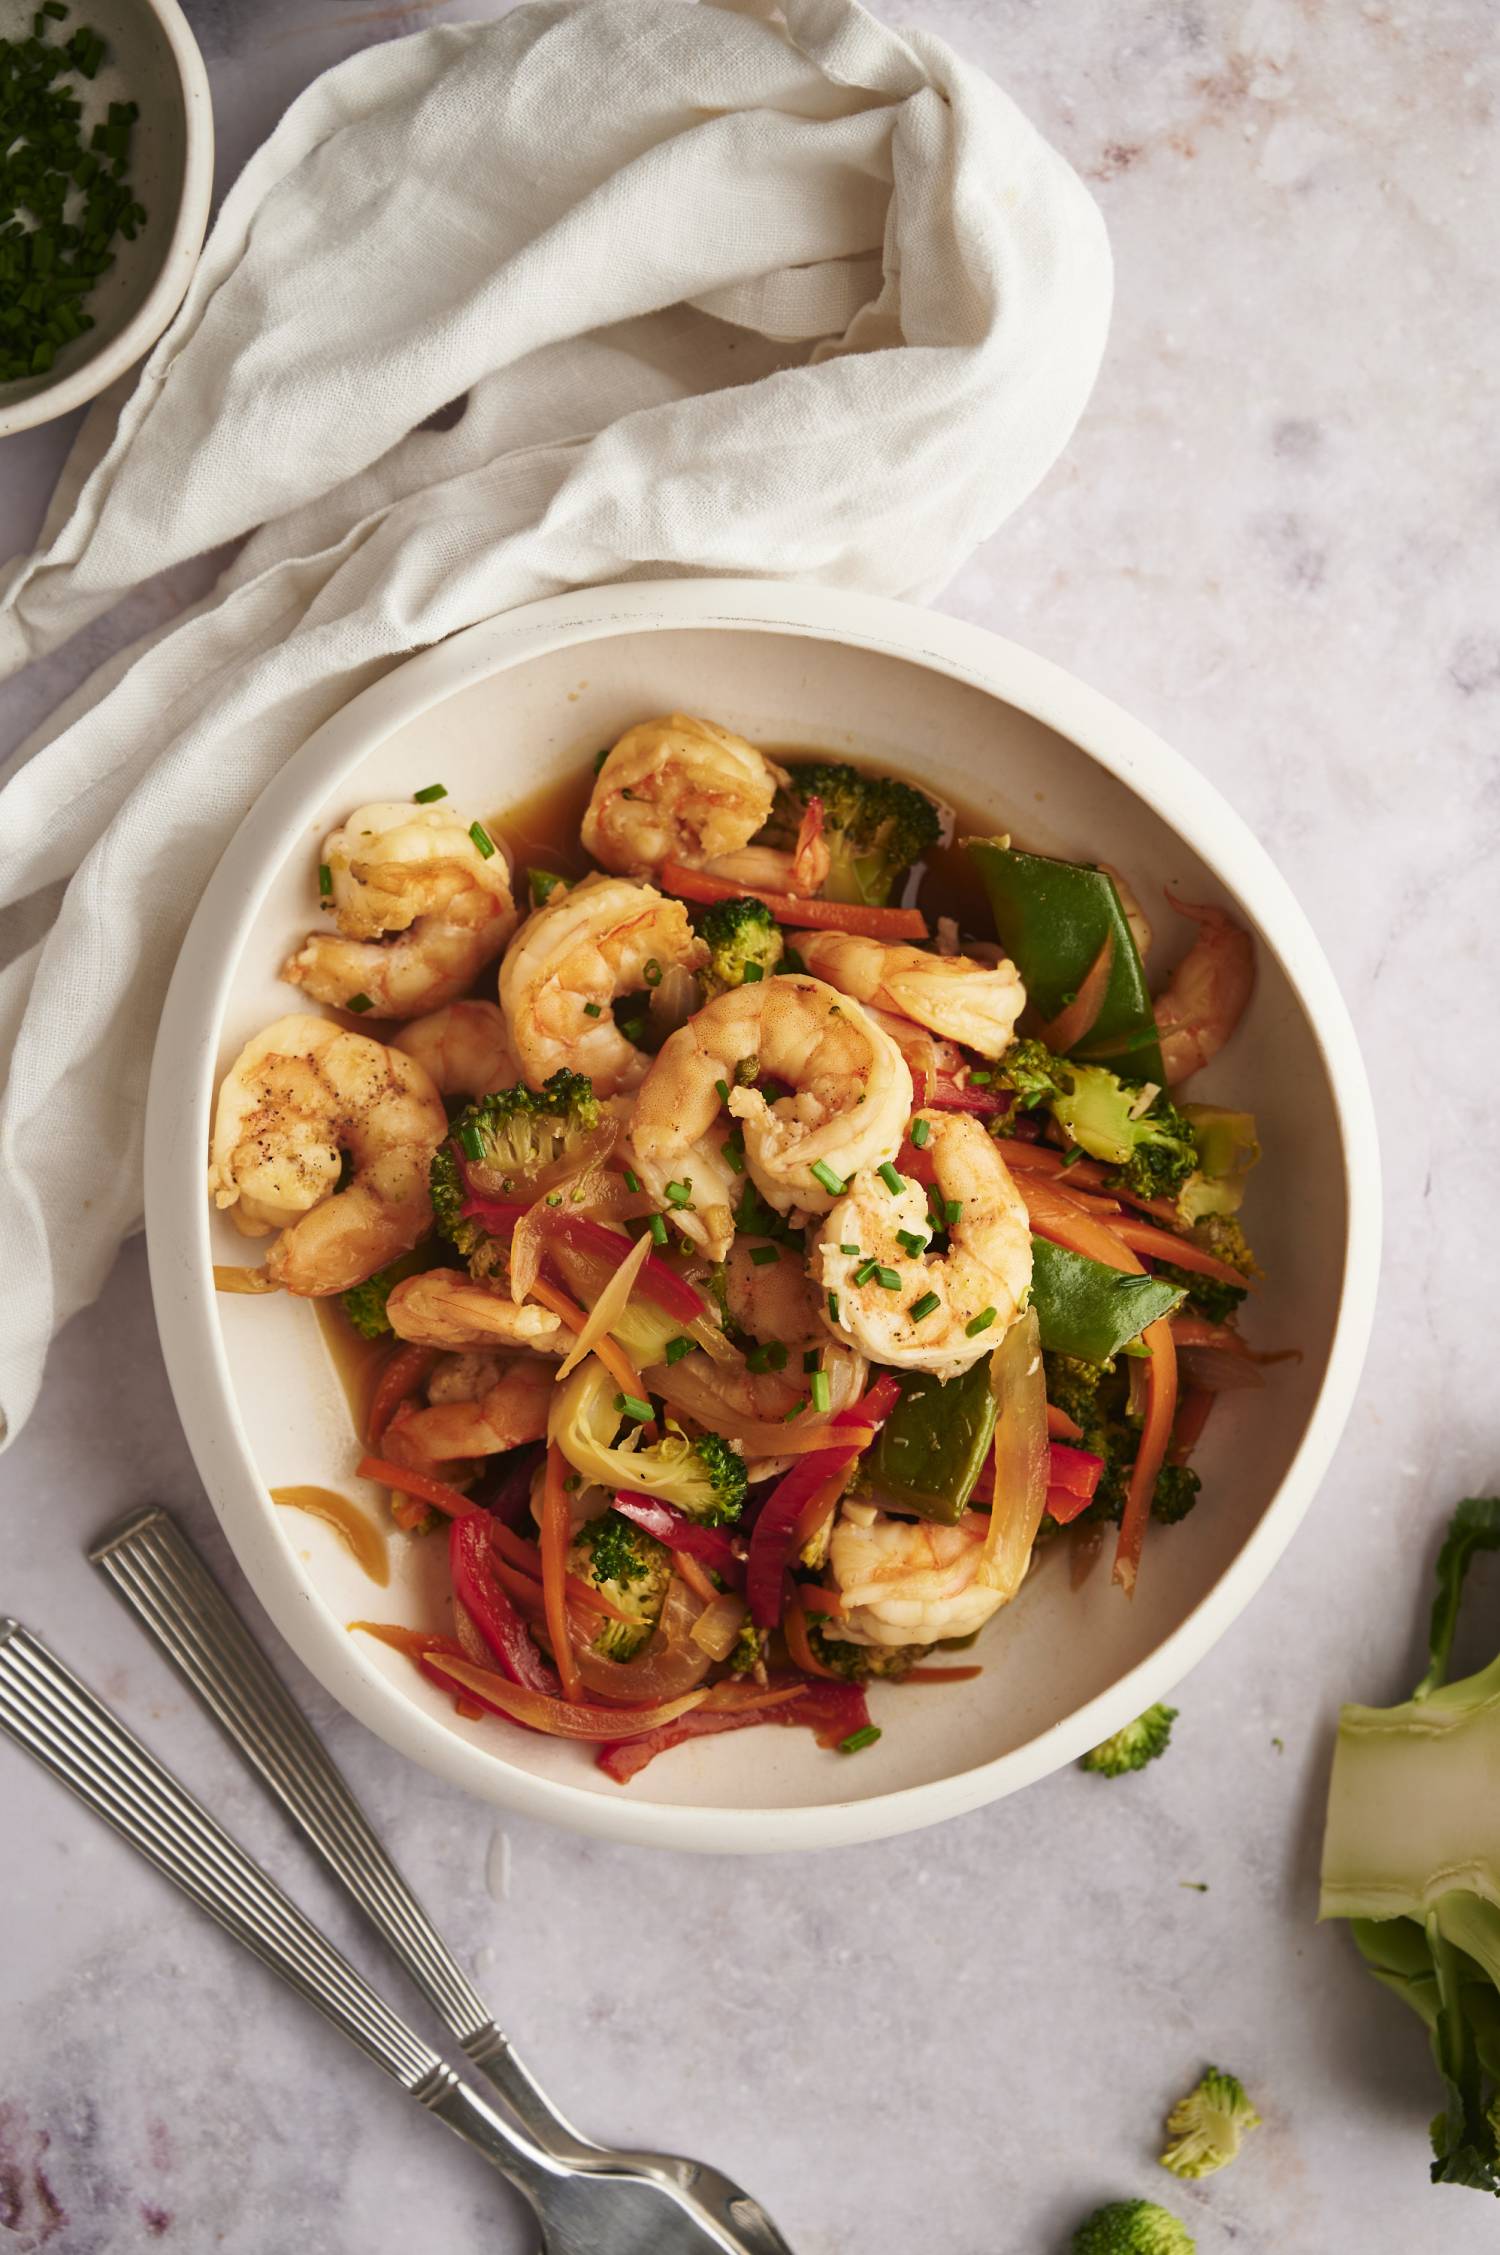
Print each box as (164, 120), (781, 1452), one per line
(0, 0), (212, 437)
(146, 582), (1380, 1853)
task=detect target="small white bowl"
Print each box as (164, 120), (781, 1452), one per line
(0, 0), (211, 437)
(146, 582), (1380, 1854)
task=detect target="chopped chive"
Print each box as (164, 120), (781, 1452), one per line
(412, 782), (447, 804)
(528, 869), (565, 907)
(742, 961), (764, 983)
(643, 957), (663, 987)
(723, 1136), (745, 1175)
(623, 1168), (640, 1193)
(910, 1117), (931, 1148)
(811, 1160), (846, 1196)
(664, 1337), (694, 1365)
(877, 1161), (904, 1196)
(839, 1242), (860, 1256)
(664, 1179), (693, 1207)
(619, 1016), (647, 1044)
(648, 1213), (669, 1247)
(944, 1198), (962, 1227)
(785, 1398), (807, 1420)
(909, 1290), (940, 1322)
(746, 1344), (770, 1374)
(853, 1259), (878, 1286)
(781, 946), (805, 974)
(897, 1229), (928, 1257)
(346, 993), (375, 1014)
(714, 1078), (731, 1104)
(839, 1725), (881, 1755)
(827, 1290), (841, 1322)
(468, 820), (496, 859)
(614, 1392), (653, 1423)
(966, 1306), (997, 1336)
(875, 1265), (902, 1291)
(749, 1243), (779, 1267)
(317, 862), (333, 897)
(802, 1349), (820, 1373)
(582, 1001), (602, 1018)
(458, 1122), (484, 1161)
(810, 1370), (831, 1412)
(765, 1342), (787, 1371)
(1060, 1148), (1087, 1170)
(969, 1068), (993, 1086)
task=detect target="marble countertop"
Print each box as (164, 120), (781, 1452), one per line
(3, 1), (1498, 2249)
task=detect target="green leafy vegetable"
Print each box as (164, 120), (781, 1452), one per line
(967, 840), (1164, 1080)
(1320, 1496), (1500, 2192)
(1030, 1238), (1185, 1363)
(1159, 2066), (1261, 2179)
(861, 1359), (996, 1525)
(1080, 1702), (1178, 1776)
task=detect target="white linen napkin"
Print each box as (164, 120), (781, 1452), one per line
(0, 0), (1109, 1446)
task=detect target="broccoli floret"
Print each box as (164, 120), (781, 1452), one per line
(432, 1070), (600, 1251)
(1159, 2065), (1261, 2179)
(1193, 1212), (1259, 1280)
(339, 1247), (432, 1339)
(1080, 1702), (1178, 1776)
(728, 1619), (768, 1676)
(1048, 1064), (1198, 1201)
(994, 1036), (1070, 1110)
(1149, 1466), (1202, 1526)
(783, 760), (942, 906)
(1072, 2199), (1195, 2255)
(568, 1510), (671, 1663)
(699, 895), (784, 997)
(1045, 1354), (1201, 1529)
(689, 1432), (749, 1524)
(1154, 1261), (1246, 1327)
(806, 1620), (920, 1680)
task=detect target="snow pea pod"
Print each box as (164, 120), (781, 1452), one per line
(966, 839), (1164, 1081)
(1029, 1237), (1184, 1362)
(861, 1357), (997, 1526)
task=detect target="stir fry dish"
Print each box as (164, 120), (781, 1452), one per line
(209, 715), (1267, 1782)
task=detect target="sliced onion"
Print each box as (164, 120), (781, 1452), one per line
(555, 1229), (653, 1381)
(690, 1592), (748, 1660)
(979, 1306), (1049, 1601)
(1038, 932), (1115, 1054)
(1174, 1344), (1265, 1395)
(453, 1598), (492, 1667)
(571, 1577), (715, 1701)
(648, 961), (699, 1041)
(425, 1652), (711, 1739)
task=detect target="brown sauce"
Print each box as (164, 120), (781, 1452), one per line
(271, 1485), (390, 1586)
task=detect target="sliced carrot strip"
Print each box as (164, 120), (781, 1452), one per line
(1109, 1218), (1249, 1290)
(1047, 1403), (1084, 1442)
(784, 1599), (842, 1681)
(357, 1455), (480, 1519)
(529, 1276), (645, 1402)
(658, 858), (928, 941)
(540, 1443), (582, 1703)
(1113, 1317), (1177, 1595)
(672, 1552), (722, 1607)
(794, 1584), (845, 1617)
(366, 1344), (441, 1448)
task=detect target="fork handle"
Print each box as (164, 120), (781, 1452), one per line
(89, 1507), (595, 2159)
(0, 1619), (568, 2209)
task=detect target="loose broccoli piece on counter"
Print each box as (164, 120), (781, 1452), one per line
(699, 895), (784, 997)
(1159, 2066), (1262, 2180)
(339, 1247), (432, 1339)
(568, 1510), (671, 1663)
(432, 1070), (600, 1251)
(784, 759), (942, 906)
(1048, 1065), (1198, 1202)
(1080, 1702), (1178, 1776)
(1072, 2199), (1195, 2255)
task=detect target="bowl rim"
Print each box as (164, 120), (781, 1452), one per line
(145, 579), (1381, 1854)
(0, 0), (214, 439)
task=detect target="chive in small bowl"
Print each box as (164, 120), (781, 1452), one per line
(0, 0), (211, 438)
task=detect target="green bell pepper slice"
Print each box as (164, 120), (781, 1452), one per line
(1028, 1237), (1184, 1363)
(862, 1357), (997, 1526)
(965, 838), (1165, 1082)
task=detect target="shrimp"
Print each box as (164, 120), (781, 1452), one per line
(1153, 891), (1255, 1084)
(499, 873), (705, 1097)
(390, 1001), (518, 1098)
(817, 1109), (1031, 1379)
(208, 1013), (446, 1295)
(282, 802), (517, 1019)
(385, 1271), (562, 1352)
(792, 929), (1025, 1059)
(720, 1236), (828, 1344)
(701, 794), (830, 898)
(824, 1502), (1003, 1648)
(581, 714), (778, 877)
(383, 1351), (554, 1468)
(629, 974), (913, 1236)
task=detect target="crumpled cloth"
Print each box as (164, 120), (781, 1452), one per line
(0, 0), (1109, 1446)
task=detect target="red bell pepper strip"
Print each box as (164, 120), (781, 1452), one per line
(609, 1492), (742, 1583)
(1046, 1441), (1104, 1502)
(551, 1214), (708, 1324)
(744, 1375), (902, 1629)
(449, 1515), (558, 1694)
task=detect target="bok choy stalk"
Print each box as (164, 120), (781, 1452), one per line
(1320, 1495), (1500, 2193)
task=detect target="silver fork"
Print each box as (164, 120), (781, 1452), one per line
(0, 1614), (791, 2255)
(86, 1507), (792, 2255)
